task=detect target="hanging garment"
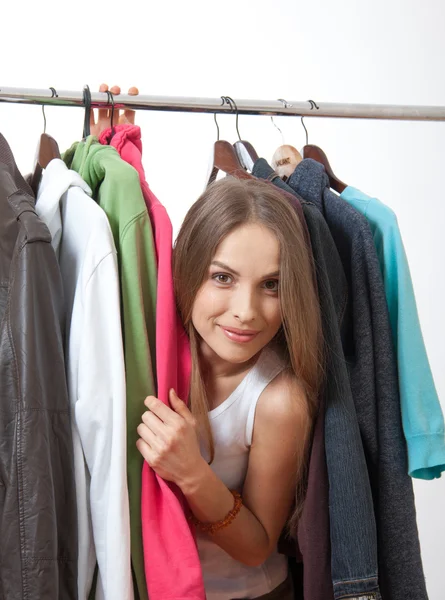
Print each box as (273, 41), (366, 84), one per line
(35, 158), (133, 600)
(288, 159), (428, 600)
(197, 346), (289, 600)
(260, 178), (333, 600)
(253, 159), (378, 600)
(340, 186), (445, 480)
(0, 134), (78, 599)
(99, 124), (205, 600)
(64, 137), (157, 600)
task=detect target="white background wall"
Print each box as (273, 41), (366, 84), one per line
(2, 0), (444, 597)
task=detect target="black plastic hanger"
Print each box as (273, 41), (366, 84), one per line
(83, 85), (92, 139)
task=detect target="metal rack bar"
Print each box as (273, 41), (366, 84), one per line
(1, 86), (445, 121)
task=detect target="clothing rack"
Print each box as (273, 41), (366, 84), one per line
(1, 86), (445, 121)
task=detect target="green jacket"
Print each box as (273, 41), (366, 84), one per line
(64, 137), (157, 600)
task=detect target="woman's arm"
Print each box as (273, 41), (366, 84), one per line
(180, 372), (311, 566)
(136, 372), (311, 567)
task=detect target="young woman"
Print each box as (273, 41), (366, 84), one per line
(136, 177), (323, 599)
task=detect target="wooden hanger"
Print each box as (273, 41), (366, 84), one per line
(268, 109), (303, 180)
(207, 97), (255, 186)
(233, 140), (259, 173)
(271, 144), (303, 181)
(30, 133), (61, 196)
(207, 140), (254, 186)
(302, 144), (347, 194)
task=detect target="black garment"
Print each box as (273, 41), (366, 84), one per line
(288, 159), (428, 600)
(302, 203), (380, 600)
(253, 159), (378, 600)
(0, 134), (78, 600)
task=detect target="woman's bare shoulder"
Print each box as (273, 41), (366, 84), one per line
(254, 368), (311, 438)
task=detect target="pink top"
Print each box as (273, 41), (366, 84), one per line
(100, 125), (205, 599)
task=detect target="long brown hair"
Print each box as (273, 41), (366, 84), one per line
(173, 177), (323, 531)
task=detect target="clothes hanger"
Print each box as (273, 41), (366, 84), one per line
(302, 144), (348, 194)
(105, 89), (117, 143)
(207, 97), (254, 186)
(30, 87), (61, 196)
(270, 99), (303, 181)
(234, 140), (259, 173)
(86, 86), (117, 142)
(82, 84), (92, 139)
(208, 140), (254, 185)
(222, 96), (260, 172)
(300, 100), (348, 194)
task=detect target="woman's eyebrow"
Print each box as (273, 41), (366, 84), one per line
(211, 261), (279, 279)
(211, 261), (240, 276)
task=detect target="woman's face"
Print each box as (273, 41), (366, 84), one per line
(191, 223), (282, 365)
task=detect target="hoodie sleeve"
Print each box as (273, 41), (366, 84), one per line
(76, 247), (134, 600)
(375, 206), (445, 479)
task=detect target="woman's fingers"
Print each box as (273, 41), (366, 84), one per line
(122, 86), (139, 124)
(136, 437), (155, 464)
(92, 83), (139, 134)
(141, 410), (165, 436)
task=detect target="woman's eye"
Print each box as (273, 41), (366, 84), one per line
(264, 279), (279, 292)
(212, 273), (232, 284)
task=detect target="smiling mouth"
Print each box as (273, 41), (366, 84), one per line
(219, 326), (260, 344)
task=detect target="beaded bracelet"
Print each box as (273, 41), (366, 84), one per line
(188, 490), (243, 535)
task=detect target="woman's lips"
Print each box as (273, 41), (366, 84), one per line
(219, 326), (260, 344)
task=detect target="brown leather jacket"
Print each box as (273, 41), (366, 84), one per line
(0, 134), (78, 599)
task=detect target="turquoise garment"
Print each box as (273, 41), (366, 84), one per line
(341, 186), (445, 479)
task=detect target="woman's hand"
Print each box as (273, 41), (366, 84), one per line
(136, 389), (206, 489)
(90, 83), (139, 137)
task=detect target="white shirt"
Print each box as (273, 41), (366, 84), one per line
(36, 159), (133, 600)
(198, 347), (288, 600)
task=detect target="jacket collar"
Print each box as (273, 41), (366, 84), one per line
(252, 158), (300, 198)
(288, 158), (329, 207)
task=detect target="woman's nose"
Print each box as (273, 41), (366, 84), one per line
(231, 288), (257, 323)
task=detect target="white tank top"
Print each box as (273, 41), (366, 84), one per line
(197, 346), (289, 600)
